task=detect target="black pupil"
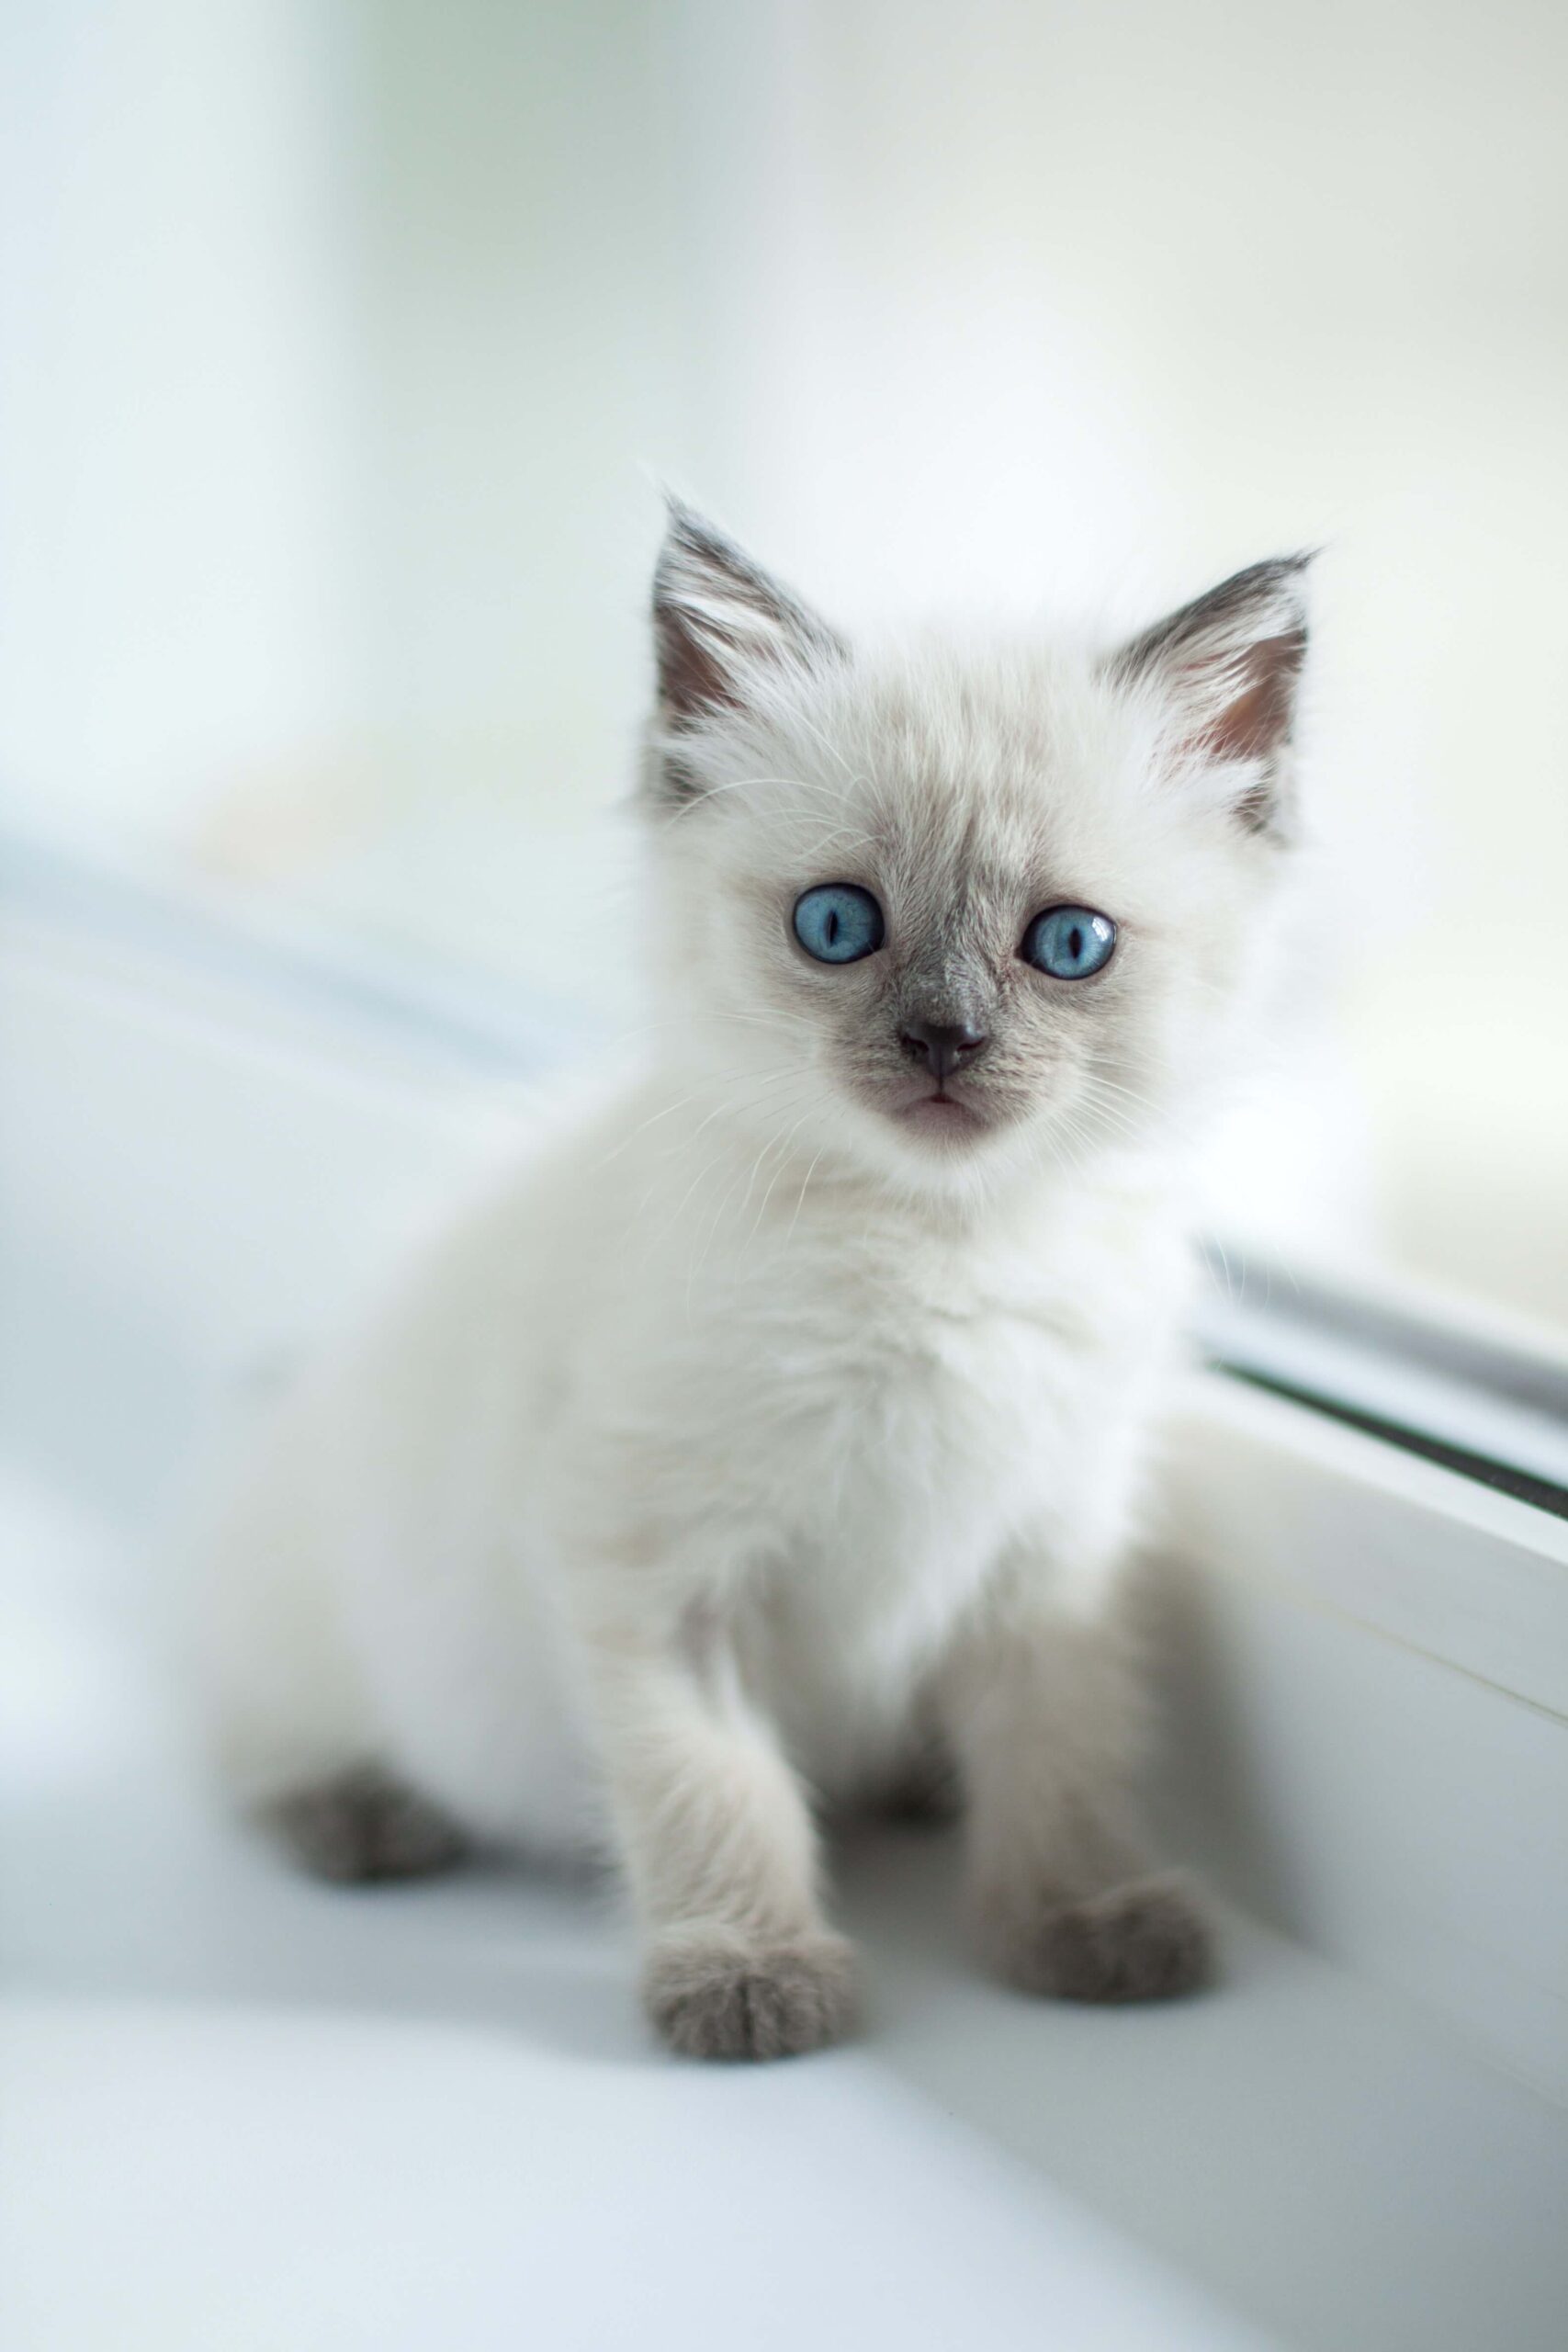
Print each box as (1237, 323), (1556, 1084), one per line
(1066, 923), (1083, 962)
(826, 908), (840, 944)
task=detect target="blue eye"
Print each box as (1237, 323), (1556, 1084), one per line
(793, 883), (885, 964)
(1021, 904), (1117, 979)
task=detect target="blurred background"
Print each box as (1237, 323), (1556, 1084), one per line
(4, 0), (1567, 1322)
(6, 21), (1568, 2346)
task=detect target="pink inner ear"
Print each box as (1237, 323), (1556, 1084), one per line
(1189, 630), (1305, 764)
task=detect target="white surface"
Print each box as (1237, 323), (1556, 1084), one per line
(6, 1468), (1568, 2352)
(6, 2002), (1246, 2352)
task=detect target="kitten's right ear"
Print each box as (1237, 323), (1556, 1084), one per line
(651, 500), (846, 738)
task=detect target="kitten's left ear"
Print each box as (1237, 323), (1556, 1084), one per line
(1111, 554), (1313, 834)
(652, 499), (847, 729)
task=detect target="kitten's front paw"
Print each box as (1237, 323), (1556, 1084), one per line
(981, 1871), (1215, 2004)
(643, 1925), (860, 2061)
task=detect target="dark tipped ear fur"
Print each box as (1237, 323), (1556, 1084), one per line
(649, 503), (846, 799)
(1111, 554), (1312, 833)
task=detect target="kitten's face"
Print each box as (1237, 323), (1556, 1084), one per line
(646, 509), (1307, 1201)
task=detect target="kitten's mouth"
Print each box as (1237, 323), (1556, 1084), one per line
(895, 1085), (990, 1141)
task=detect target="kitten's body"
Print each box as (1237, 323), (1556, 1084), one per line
(201, 514), (1308, 2056)
(209, 1080), (1186, 1840)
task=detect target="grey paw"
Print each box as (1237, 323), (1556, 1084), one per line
(263, 1764), (469, 1884)
(986, 1871), (1215, 2004)
(643, 1926), (860, 2061)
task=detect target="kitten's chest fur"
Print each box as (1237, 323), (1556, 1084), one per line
(674, 1179), (1184, 1783)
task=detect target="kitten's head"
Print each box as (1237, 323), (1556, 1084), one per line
(641, 502), (1310, 1202)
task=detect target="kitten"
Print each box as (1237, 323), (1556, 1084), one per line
(200, 503), (1309, 2059)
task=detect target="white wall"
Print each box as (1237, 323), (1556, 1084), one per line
(0, 1), (365, 848)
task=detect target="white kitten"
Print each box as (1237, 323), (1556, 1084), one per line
(200, 504), (1309, 2058)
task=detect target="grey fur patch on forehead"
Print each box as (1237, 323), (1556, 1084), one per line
(657, 631), (1136, 885)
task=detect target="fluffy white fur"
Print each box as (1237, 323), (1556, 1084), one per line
(199, 506), (1309, 2059)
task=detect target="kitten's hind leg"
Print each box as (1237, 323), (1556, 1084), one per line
(198, 1437), (468, 1885)
(263, 1762), (469, 1884)
(940, 1583), (1214, 2004)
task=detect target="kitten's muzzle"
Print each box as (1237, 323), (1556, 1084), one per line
(898, 1018), (990, 1087)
